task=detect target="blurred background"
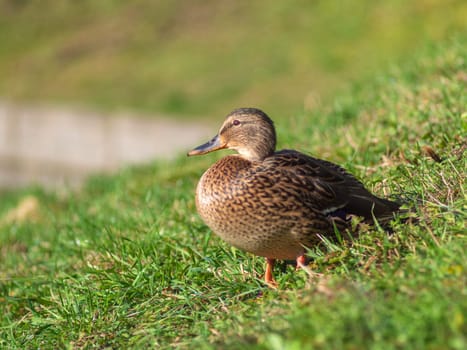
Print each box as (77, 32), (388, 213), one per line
(0, 0), (465, 188)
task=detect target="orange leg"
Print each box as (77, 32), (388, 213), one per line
(265, 258), (277, 287)
(296, 254), (306, 270)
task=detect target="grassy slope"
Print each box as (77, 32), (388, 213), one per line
(0, 0), (466, 118)
(0, 36), (466, 349)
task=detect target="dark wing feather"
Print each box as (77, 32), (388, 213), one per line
(264, 150), (400, 221)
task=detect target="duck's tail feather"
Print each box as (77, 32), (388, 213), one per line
(345, 192), (401, 223)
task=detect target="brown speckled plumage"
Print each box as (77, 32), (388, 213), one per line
(188, 108), (400, 285)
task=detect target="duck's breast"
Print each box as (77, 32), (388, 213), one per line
(195, 155), (305, 258)
(195, 155), (252, 228)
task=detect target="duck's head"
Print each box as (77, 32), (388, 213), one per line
(188, 108), (277, 161)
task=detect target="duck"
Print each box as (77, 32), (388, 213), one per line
(187, 107), (400, 286)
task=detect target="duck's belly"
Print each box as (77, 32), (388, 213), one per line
(204, 212), (304, 260)
(195, 168), (305, 259)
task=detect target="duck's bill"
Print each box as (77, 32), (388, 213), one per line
(187, 134), (226, 156)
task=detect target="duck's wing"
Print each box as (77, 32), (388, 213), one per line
(264, 150), (400, 221)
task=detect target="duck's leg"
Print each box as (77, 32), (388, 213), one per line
(265, 258), (277, 287)
(296, 254), (306, 270)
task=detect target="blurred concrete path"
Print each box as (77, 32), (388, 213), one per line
(0, 101), (213, 189)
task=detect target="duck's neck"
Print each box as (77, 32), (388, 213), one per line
(234, 131), (276, 161)
(236, 145), (274, 161)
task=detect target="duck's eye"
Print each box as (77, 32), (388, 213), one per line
(233, 119), (241, 126)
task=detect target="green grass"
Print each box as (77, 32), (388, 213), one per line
(0, 0), (466, 118)
(1, 36), (466, 349)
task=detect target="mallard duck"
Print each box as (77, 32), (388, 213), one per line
(188, 108), (400, 285)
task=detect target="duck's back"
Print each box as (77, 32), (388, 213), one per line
(266, 150), (400, 220)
